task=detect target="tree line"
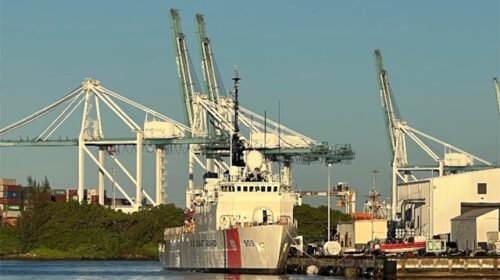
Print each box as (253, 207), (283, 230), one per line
(0, 178), (351, 259)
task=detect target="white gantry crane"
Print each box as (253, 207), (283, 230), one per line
(0, 78), (210, 211)
(170, 10), (354, 194)
(374, 49), (494, 219)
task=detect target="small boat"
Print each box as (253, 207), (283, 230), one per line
(376, 236), (426, 254)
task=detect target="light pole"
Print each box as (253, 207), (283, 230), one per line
(327, 163), (332, 241)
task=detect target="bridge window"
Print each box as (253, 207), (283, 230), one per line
(273, 186), (278, 192)
(243, 186), (248, 192)
(249, 186), (254, 192)
(261, 186), (266, 192)
(237, 186), (241, 192)
(477, 183), (487, 194)
(267, 186), (272, 192)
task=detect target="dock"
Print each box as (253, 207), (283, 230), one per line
(286, 255), (500, 278)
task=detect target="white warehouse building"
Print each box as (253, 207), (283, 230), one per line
(396, 168), (500, 239)
(450, 208), (499, 251)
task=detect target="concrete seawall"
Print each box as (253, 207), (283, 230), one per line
(286, 256), (500, 278)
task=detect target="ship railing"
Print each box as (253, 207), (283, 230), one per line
(164, 226), (184, 237)
(222, 173), (245, 182)
(217, 216), (294, 230)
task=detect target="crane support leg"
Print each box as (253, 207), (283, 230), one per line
(98, 147), (105, 205)
(188, 145), (194, 190)
(135, 131), (143, 209)
(78, 137), (85, 203)
(156, 145), (166, 205)
(392, 165), (398, 220)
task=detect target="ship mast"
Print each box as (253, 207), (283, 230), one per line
(231, 69), (245, 167)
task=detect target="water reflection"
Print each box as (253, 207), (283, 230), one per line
(0, 260), (330, 280)
(183, 274), (293, 280)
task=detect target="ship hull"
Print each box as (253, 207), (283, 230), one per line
(159, 224), (296, 274)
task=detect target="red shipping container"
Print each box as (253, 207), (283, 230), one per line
(51, 194), (66, 202)
(41, 193), (51, 202)
(0, 197), (22, 205)
(2, 217), (18, 226)
(2, 185), (22, 192)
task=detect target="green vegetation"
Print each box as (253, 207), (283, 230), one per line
(0, 179), (184, 259)
(294, 204), (352, 238)
(0, 177), (351, 259)
(0, 201), (184, 259)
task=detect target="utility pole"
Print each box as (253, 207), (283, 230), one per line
(371, 169), (379, 242)
(327, 163), (332, 241)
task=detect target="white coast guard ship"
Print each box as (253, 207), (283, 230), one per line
(159, 149), (301, 274)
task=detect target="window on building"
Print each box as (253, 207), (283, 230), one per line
(477, 183), (487, 194)
(243, 186), (248, 192)
(273, 186), (278, 192)
(237, 186), (241, 192)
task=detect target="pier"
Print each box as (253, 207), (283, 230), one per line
(286, 256), (500, 278)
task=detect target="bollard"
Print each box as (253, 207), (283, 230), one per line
(306, 265), (319, 275)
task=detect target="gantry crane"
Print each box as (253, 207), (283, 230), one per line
(0, 78), (220, 211)
(169, 10), (354, 191)
(374, 49), (494, 219)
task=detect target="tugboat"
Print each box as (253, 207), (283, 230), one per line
(159, 72), (301, 274)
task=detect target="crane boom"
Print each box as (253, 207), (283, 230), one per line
(170, 9), (197, 131)
(196, 14), (221, 103)
(374, 49), (407, 167)
(195, 13), (227, 139)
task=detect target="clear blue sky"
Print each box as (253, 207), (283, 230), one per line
(1, 0), (499, 209)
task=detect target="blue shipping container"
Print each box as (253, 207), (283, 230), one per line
(4, 191), (20, 198)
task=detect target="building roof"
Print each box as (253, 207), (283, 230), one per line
(451, 207), (498, 221)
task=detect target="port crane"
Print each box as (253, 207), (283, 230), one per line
(170, 10), (355, 191)
(374, 49), (494, 219)
(298, 183), (356, 214)
(0, 79), (223, 211)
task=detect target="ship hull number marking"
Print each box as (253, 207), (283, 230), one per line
(243, 239), (255, 247)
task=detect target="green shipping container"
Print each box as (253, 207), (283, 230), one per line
(52, 189), (67, 195)
(5, 204), (21, 211)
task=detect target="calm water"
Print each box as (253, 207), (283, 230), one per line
(0, 260), (349, 280)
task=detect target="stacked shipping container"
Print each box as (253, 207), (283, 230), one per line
(51, 189), (67, 202)
(1, 178), (126, 226)
(68, 189), (78, 201)
(0, 178), (22, 224)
